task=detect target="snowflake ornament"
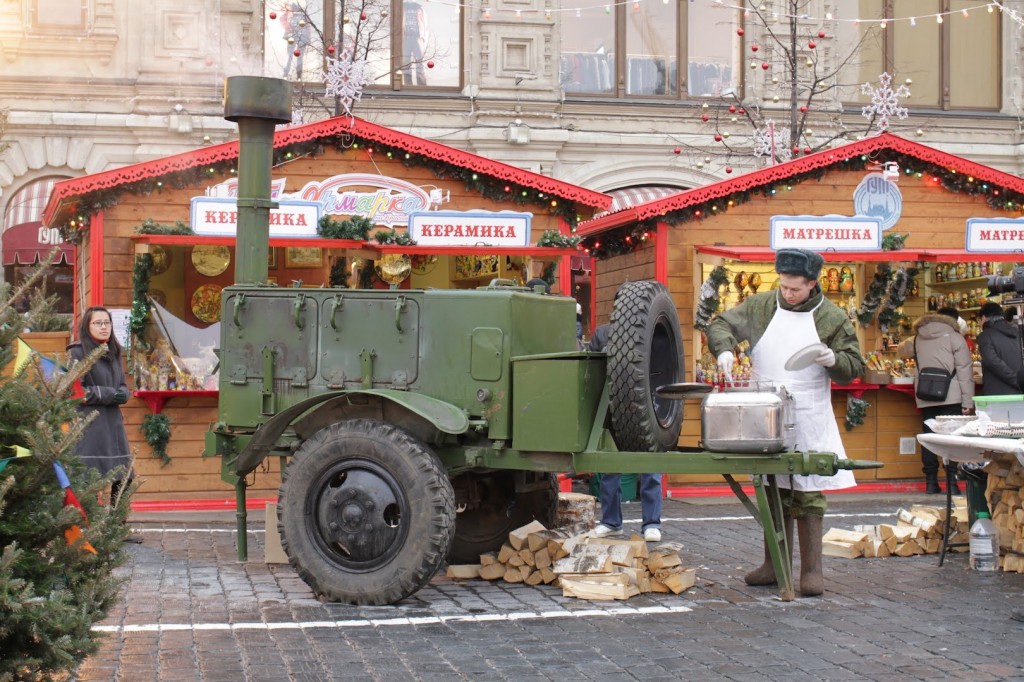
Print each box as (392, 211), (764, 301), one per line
(323, 49), (371, 117)
(752, 120), (792, 163)
(860, 73), (910, 134)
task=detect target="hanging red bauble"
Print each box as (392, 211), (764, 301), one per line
(701, 113), (709, 122)
(725, 167), (733, 174)
(761, 62), (769, 70)
(738, 108), (745, 114)
(360, 12), (367, 20)
(269, 11), (277, 20)
(818, 30), (826, 38)
(427, 60), (435, 68)
(294, 49), (301, 56)
(728, 105), (736, 113)
(804, 147), (812, 154)
(751, 44), (759, 52)
(792, 146), (799, 155)
(673, 147), (681, 154)
(808, 41), (816, 49)
(327, 45), (335, 54)
(799, 105), (808, 112)
(714, 134), (722, 142)
(737, 28), (744, 36)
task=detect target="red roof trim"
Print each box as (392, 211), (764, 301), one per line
(577, 133), (1024, 236)
(44, 116), (610, 225)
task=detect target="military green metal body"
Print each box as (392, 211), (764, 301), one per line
(209, 74), (881, 604)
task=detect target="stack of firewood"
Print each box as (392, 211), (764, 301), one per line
(986, 458), (1024, 572)
(446, 519), (696, 600)
(822, 501), (968, 559)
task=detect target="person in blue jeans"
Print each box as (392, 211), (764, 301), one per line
(595, 472), (663, 541)
(587, 323), (663, 542)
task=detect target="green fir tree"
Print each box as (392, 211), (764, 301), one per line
(0, 255), (132, 681)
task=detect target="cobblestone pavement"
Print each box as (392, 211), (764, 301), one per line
(79, 493), (1024, 682)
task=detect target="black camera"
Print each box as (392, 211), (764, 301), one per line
(988, 267), (1024, 295)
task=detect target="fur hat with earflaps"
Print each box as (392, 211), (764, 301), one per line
(774, 248), (824, 281)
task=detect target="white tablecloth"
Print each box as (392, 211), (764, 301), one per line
(917, 433), (1024, 467)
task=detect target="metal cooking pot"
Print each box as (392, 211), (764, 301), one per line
(700, 382), (796, 453)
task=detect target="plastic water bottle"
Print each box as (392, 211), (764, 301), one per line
(969, 511), (999, 572)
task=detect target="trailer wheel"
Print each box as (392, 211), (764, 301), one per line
(608, 280), (685, 452)
(448, 472), (557, 564)
(278, 419), (455, 605)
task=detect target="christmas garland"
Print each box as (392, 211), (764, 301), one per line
(845, 395), (869, 431)
(876, 266), (919, 330)
(881, 232), (908, 251)
(129, 254), (154, 345)
(694, 266), (730, 331)
(373, 229), (417, 245)
(856, 263), (893, 326)
(140, 413), (172, 466)
(135, 218), (193, 235)
(537, 229), (582, 248)
(318, 215), (373, 240)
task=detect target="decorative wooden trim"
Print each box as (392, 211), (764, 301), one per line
(89, 211), (103, 306)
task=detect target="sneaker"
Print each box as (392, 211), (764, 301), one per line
(643, 528), (662, 542)
(593, 524), (624, 538)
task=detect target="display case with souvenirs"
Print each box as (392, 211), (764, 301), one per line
(450, 254), (528, 287)
(132, 296), (220, 392)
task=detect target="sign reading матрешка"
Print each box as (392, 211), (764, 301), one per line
(769, 215), (883, 251)
(966, 217), (1024, 252)
(408, 211), (532, 247)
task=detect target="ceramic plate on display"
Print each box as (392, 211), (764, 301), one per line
(655, 382), (714, 400)
(784, 342), (828, 371)
(191, 284), (223, 323)
(191, 245), (231, 277)
(149, 245), (172, 275)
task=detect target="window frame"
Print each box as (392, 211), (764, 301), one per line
(873, 0), (1001, 111)
(31, 0), (88, 33)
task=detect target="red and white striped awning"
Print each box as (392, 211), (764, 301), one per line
(4, 177), (58, 228)
(593, 186), (685, 218)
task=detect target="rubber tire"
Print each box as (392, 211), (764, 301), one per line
(448, 472), (558, 564)
(607, 280), (685, 452)
(277, 419), (455, 605)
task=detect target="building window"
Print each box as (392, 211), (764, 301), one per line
(265, 1), (461, 92)
(838, 0), (1000, 110)
(32, 0), (88, 32)
(560, 1), (739, 98)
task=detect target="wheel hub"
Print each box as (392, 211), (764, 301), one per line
(316, 468), (404, 565)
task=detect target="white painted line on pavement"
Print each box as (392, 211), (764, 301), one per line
(93, 605), (693, 634)
(133, 512), (891, 535)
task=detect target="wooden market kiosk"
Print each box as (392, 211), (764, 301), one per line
(577, 132), (1024, 491)
(41, 116), (610, 502)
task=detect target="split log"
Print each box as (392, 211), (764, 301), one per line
(509, 520), (547, 551)
(556, 492), (597, 529)
(479, 563), (506, 580)
(446, 564), (481, 579)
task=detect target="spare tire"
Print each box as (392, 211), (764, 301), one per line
(608, 280), (685, 452)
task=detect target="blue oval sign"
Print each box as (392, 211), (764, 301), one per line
(853, 173), (903, 231)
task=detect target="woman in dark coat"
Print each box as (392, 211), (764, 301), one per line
(68, 306), (132, 502)
(977, 302), (1024, 397)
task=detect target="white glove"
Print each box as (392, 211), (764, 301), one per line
(717, 351), (735, 376)
(815, 348), (836, 368)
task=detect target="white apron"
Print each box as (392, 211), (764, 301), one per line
(750, 297), (857, 491)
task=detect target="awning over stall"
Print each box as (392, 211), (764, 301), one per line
(2, 222), (74, 265)
(695, 245), (928, 263)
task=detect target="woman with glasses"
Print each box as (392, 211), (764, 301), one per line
(68, 306), (136, 534)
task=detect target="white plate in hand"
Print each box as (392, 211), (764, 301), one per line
(784, 342), (827, 371)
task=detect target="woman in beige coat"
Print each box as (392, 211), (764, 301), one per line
(898, 307), (975, 494)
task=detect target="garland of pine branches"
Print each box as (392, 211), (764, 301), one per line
(695, 266), (730, 331)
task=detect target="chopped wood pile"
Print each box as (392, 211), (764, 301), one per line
(445, 519), (696, 600)
(822, 501), (968, 559)
(985, 458), (1024, 572)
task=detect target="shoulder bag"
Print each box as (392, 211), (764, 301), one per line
(914, 337), (953, 402)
